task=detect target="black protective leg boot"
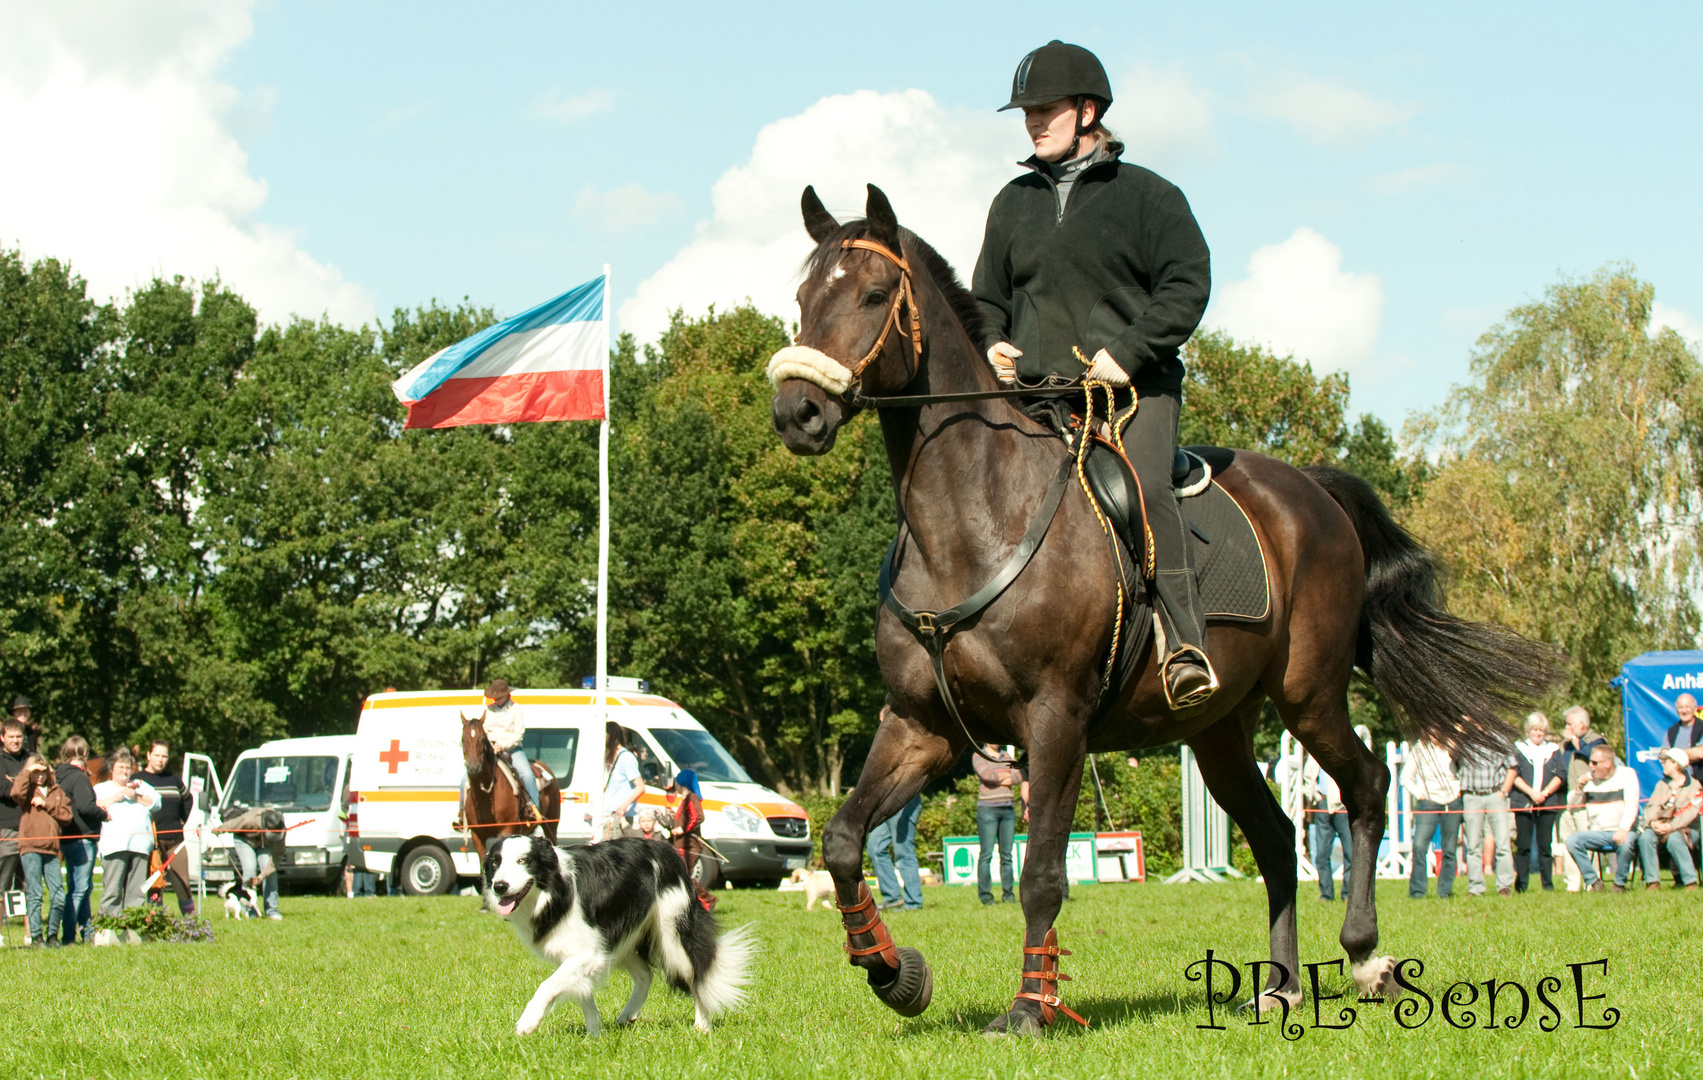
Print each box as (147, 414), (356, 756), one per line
(1154, 566), (1218, 711)
(1123, 388), (1217, 710)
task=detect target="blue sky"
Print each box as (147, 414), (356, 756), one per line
(3, 1), (1698, 429)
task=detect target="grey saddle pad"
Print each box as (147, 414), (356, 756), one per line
(1184, 477), (1271, 622)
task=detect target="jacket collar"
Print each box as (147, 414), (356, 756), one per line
(1018, 137), (1125, 180)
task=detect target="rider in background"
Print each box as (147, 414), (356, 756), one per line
(482, 679), (544, 825)
(971, 40), (1216, 710)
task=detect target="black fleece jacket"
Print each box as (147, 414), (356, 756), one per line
(55, 764), (102, 841)
(971, 142), (1210, 391)
(0, 750), (23, 830)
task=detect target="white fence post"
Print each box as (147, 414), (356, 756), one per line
(1164, 746), (1244, 883)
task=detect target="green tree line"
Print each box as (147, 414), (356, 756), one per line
(5, 246), (1692, 792)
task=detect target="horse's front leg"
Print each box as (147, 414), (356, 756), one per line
(823, 704), (957, 1016)
(984, 720), (1089, 1037)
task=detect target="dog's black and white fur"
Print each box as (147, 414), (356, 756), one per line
(482, 835), (752, 1036)
(219, 881), (260, 920)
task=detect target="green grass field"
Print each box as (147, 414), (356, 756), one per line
(8, 880), (1692, 1079)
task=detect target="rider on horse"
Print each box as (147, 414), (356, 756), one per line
(971, 39), (1217, 711)
(457, 678), (545, 828)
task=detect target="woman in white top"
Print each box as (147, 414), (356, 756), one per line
(599, 721), (643, 841)
(92, 748), (159, 917)
(1510, 712), (1565, 892)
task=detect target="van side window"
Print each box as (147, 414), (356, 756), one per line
(620, 727), (670, 788)
(523, 728), (579, 784)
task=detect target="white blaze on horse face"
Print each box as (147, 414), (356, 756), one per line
(829, 260), (846, 283)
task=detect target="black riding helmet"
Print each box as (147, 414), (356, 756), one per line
(999, 40), (1113, 114)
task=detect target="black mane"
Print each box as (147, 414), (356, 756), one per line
(802, 220), (985, 346)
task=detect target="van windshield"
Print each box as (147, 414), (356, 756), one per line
(223, 756), (341, 813)
(647, 728), (753, 785)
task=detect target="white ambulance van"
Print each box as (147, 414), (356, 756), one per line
(199, 735), (356, 892)
(347, 683), (812, 896)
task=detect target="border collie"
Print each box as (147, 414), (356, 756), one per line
(482, 835), (753, 1036)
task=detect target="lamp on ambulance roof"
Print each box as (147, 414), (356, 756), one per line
(581, 676), (650, 693)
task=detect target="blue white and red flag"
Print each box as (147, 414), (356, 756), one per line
(391, 274), (607, 428)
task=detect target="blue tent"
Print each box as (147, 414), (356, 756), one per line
(1610, 650), (1703, 797)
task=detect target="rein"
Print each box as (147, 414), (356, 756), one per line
(848, 382), (1084, 409)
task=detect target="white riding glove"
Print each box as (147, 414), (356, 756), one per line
(986, 341), (1021, 385)
(1083, 349), (1130, 388)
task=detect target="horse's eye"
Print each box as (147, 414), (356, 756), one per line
(864, 290), (887, 307)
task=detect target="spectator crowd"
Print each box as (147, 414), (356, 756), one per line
(0, 695), (214, 946)
(1386, 701), (1701, 897)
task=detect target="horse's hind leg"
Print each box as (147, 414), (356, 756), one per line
(1270, 684), (1396, 1000)
(1188, 691), (1302, 1010)
(823, 704), (956, 1015)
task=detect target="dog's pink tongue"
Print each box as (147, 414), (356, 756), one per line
(497, 895), (518, 916)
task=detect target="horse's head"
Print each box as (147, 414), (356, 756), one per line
(770, 184), (921, 456)
(460, 710), (490, 778)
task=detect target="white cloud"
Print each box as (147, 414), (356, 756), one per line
(573, 183), (683, 230)
(1206, 227), (1384, 373)
(0, 1), (373, 326)
(620, 89), (1022, 344)
(1112, 63), (1217, 171)
(530, 88), (614, 123)
(1368, 162), (1463, 196)
(1244, 74), (1417, 148)
(1651, 301), (1703, 350)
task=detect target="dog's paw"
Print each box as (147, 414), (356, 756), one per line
(514, 1012), (543, 1036)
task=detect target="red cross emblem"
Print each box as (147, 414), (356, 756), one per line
(379, 739), (410, 774)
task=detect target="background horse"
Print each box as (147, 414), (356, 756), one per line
(459, 711), (560, 857)
(769, 185), (1558, 1035)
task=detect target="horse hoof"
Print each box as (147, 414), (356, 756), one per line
(1238, 987), (1303, 1013)
(981, 1009), (1045, 1038)
(869, 947), (933, 1017)
(1351, 956), (1402, 1002)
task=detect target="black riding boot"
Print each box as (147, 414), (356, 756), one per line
(1124, 389), (1217, 710)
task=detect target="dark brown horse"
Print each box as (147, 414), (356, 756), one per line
(769, 185), (1556, 1035)
(459, 711), (561, 858)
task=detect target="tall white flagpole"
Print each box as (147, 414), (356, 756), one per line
(597, 266), (611, 719)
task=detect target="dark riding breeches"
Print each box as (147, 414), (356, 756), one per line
(1122, 388), (1207, 659)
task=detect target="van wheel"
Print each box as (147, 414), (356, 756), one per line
(401, 846), (455, 896)
(692, 854), (721, 892)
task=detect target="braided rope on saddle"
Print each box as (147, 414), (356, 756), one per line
(837, 881), (900, 969)
(1014, 927), (1089, 1027)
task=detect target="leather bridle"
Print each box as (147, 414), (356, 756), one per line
(832, 237), (922, 394)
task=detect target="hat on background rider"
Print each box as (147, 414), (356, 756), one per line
(972, 40), (1217, 710)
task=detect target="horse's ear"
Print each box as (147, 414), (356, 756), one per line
(865, 184), (900, 250)
(801, 186), (839, 244)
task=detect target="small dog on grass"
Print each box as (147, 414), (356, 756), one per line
(220, 881), (260, 920)
(789, 867), (836, 910)
(482, 834), (752, 1036)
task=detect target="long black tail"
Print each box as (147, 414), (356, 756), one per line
(1304, 466), (1563, 752)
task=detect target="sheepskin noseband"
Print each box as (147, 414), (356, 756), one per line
(766, 345), (854, 396)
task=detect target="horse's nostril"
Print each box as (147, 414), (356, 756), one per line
(797, 398), (821, 432)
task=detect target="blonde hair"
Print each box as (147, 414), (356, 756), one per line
(23, 753), (53, 782)
(1525, 711), (1551, 734)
